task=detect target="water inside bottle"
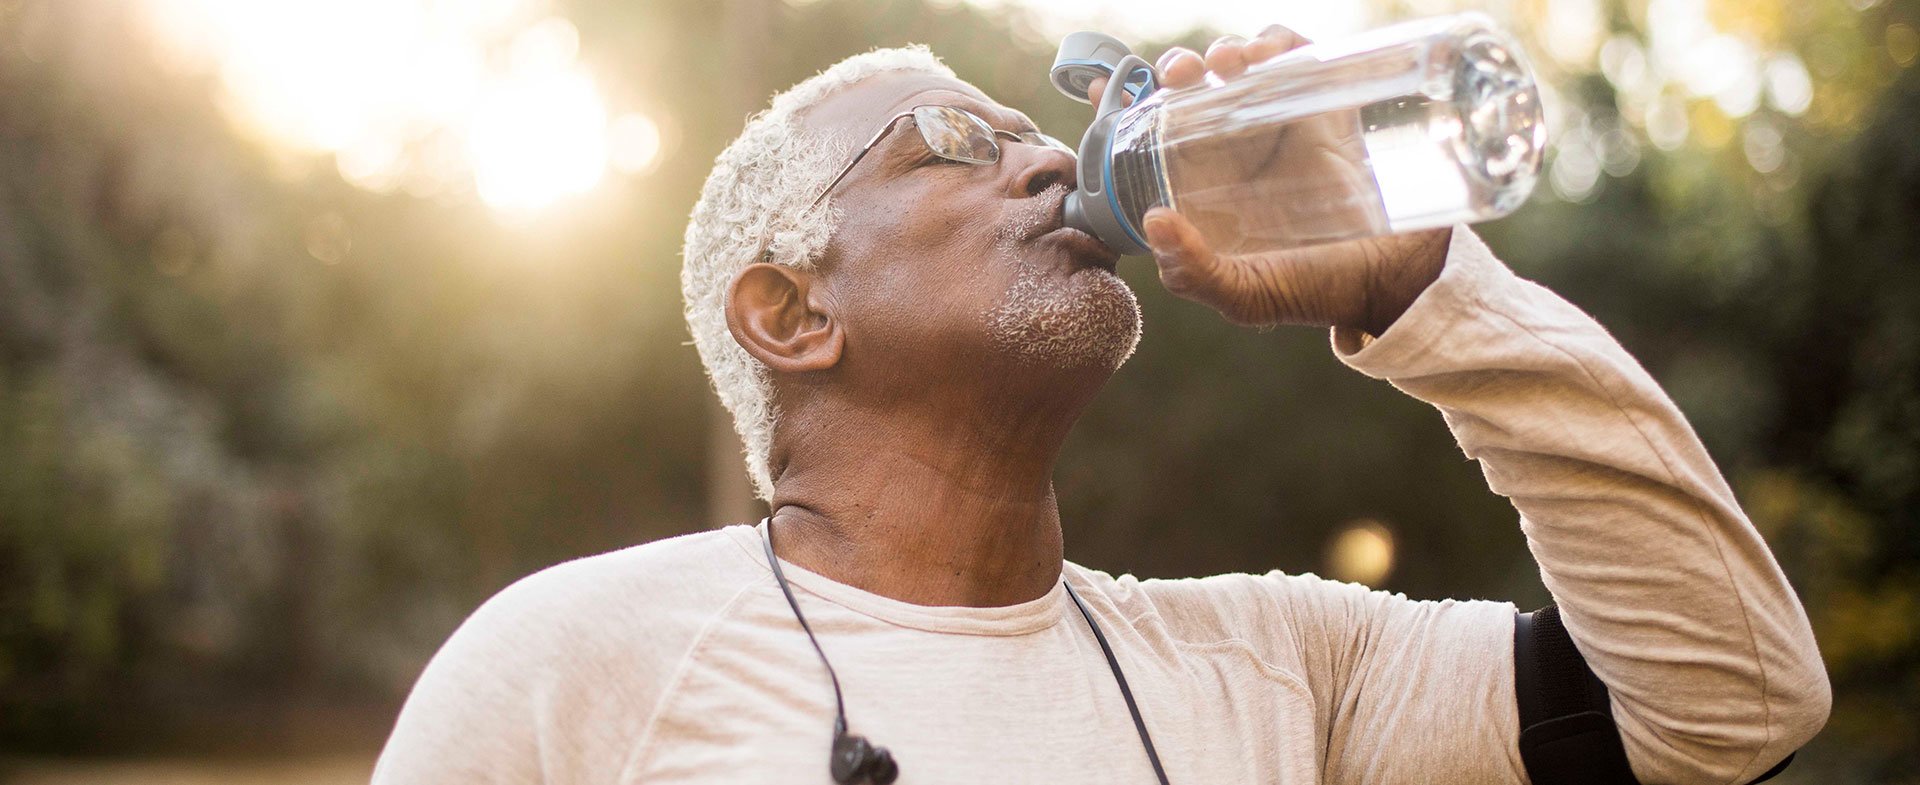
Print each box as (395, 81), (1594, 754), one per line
(1110, 28), (1542, 255)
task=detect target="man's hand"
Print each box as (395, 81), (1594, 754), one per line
(1088, 26), (1452, 336)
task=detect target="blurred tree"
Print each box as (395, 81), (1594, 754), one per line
(1741, 60), (1920, 779)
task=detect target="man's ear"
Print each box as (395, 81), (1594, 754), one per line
(725, 262), (844, 373)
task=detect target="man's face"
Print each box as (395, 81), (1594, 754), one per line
(797, 73), (1141, 384)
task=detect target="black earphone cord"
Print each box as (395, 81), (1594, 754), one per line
(1063, 573), (1171, 785)
(763, 521), (855, 741)
(762, 519), (1172, 785)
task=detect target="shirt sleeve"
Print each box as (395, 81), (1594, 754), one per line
(371, 580), (551, 785)
(1318, 225), (1830, 785)
(371, 551), (712, 785)
(370, 562), (666, 785)
(1138, 568), (1526, 784)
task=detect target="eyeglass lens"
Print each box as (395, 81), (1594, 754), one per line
(912, 105), (1001, 165)
(909, 105), (1076, 163)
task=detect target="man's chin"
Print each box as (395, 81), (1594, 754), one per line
(986, 267), (1142, 371)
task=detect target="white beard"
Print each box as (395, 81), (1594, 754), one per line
(985, 185), (1143, 370)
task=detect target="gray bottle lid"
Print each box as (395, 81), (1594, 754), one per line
(1051, 31), (1134, 104)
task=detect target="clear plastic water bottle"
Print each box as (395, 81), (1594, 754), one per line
(1053, 13), (1545, 256)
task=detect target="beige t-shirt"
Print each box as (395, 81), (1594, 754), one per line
(372, 228), (1828, 785)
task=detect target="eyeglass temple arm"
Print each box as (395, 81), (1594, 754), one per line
(806, 111), (916, 209)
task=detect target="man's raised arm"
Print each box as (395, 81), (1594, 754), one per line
(1330, 225), (1830, 784)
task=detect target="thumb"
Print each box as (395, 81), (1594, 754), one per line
(1142, 208), (1220, 299)
(1084, 75), (1137, 107)
(1084, 76), (1106, 105)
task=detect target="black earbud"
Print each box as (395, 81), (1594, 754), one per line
(831, 731), (898, 785)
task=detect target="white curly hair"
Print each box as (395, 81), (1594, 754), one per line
(682, 45), (957, 501)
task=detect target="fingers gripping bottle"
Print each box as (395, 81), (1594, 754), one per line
(1053, 14), (1546, 257)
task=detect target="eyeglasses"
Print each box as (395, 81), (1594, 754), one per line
(808, 104), (1075, 209)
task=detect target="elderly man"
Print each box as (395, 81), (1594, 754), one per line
(374, 27), (1828, 785)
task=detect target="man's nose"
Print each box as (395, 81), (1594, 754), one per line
(1007, 144), (1077, 198)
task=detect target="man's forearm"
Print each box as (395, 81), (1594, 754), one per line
(1332, 226), (1830, 785)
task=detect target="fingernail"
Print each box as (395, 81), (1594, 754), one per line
(1143, 215), (1170, 246)
(1208, 35), (1246, 52)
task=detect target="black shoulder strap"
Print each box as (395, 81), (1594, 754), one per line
(1513, 605), (1795, 785)
(1513, 604), (1636, 784)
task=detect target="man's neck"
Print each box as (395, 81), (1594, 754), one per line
(763, 390), (1083, 608)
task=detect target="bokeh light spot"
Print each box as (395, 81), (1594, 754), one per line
(1646, 91), (1692, 151)
(609, 113), (663, 175)
(467, 67), (609, 212)
(1743, 120), (1786, 174)
(305, 213), (351, 264)
(1764, 54), (1814, 115)
(1326, 519), (1396, 586)
(1889, 23), (1919, 67)
(1543, 0), (1604, 66)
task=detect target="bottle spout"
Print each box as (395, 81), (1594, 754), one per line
(1065, 188), (1148, 257)
(1062, 192), (1121, 252)
(1063, 194), (1094, 237)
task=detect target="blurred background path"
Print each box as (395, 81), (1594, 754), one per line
(2, 754), (372, 785)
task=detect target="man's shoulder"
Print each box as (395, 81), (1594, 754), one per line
(1065, 560), (1344, 609)
(481, 523), (767, 632)
(377, 525), (770, 783)
(1063, 561), (1394, 645)
(514, 522), (765, 593)
(441, 523), (770, 669)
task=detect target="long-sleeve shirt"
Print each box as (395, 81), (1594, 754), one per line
(372, 226), (1829, 785)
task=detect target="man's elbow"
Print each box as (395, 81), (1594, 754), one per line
(1702, 606), (1834, 780)
(1627, 658), (1832, 784)
(1766, 656), (1832, 757)
(1716, 663), (1831, 783)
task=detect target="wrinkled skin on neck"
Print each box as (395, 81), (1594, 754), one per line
(726, 72), (1138, 606)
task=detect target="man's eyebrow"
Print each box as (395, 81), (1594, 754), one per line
(958, 98), (1037, 132)
(904, 91), (1038, 133)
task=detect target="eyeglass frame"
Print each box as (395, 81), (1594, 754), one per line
(806, 104), (1074, 210)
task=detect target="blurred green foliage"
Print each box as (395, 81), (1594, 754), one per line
(0, 0), (1915, 779)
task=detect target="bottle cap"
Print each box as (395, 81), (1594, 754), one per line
(1051, 31), (1133, 104)
(1061, 52), (1158, 256)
